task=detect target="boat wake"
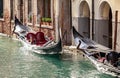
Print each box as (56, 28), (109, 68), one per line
(19, 46), (31, 55)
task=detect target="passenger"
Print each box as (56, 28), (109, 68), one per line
(35, 32), (47, 46)
(26, 33), (36, 44)
(106, 51), (119, 67)
(94, 53), (106, 63)
(98, 57), (106, 63)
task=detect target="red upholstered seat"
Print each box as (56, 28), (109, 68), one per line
(26, 33), (36, 44)
(36, 32), (47, 46)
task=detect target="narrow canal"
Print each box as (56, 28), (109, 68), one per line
(0, 36), (114, 78)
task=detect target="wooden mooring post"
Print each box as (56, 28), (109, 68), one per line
(2, 21), (4, 33)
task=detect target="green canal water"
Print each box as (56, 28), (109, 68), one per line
(0, 36), (115, 78)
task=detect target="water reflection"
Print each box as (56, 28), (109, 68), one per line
(32, 52), (113, 78)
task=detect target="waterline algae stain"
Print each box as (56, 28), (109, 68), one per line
(0, 36), (114, 78)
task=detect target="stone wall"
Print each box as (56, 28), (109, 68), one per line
(72, 0), (120, 51)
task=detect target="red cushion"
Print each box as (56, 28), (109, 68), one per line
(36, 32), (47, 45)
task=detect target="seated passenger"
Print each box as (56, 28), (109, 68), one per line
(35, 32), (47, 46)
(93, 53), (106, 63)
(26, 33), (36, 44)
(98, 57), (106, 63)
(106, 51), (119, 67)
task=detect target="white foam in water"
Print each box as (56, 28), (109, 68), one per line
(81, 70), (101, 78)
(69, 46), (76, 49)
(19, 46), (30, 55)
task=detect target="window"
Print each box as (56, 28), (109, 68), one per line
(18, 0), (23, 22)
(43, 0), (51, 18)
(37, 0), (51, 24)
(37, 0), (41, 24)
(28, 0), (32, 23)
(0, 0), (3, 18)
(20, 0), (23, 22)
(37, 0), (51, 25)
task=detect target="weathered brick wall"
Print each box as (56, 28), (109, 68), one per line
(3, 9), (11, 35)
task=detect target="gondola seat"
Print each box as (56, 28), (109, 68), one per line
(36, 32), (47, 46)
(26, 33), (36, 44)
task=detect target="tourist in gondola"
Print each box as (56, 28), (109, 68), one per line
(77, 40), (120, 67)
(106, 51), (119, 67)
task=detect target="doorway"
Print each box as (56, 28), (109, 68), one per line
(95, 2), (112, 48)
(79, 1), (90, 38)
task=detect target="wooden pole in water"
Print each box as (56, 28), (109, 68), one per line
(113, 10), (118, 51)
(52, 0), (55, 40)
(10, 7), (12, 36)
(61, 2), (65, 44)
(70, 0), (72, 30)
(39, 17), (41, 32)
(10, 16), (12, 36)
(2, 21), (4, 33)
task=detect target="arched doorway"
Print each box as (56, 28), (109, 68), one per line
(78, 1), (90, 38)
(95, 2), (112, 48)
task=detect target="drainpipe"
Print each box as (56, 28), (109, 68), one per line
(92, 0), (94, 40)
(113, 10), (118, 51)
(70, 0), (72, 45)
(70, 0), (72, 29)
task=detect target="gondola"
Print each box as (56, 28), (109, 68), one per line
(13, 16), (62, 54)
(72, 26), (120, 77)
